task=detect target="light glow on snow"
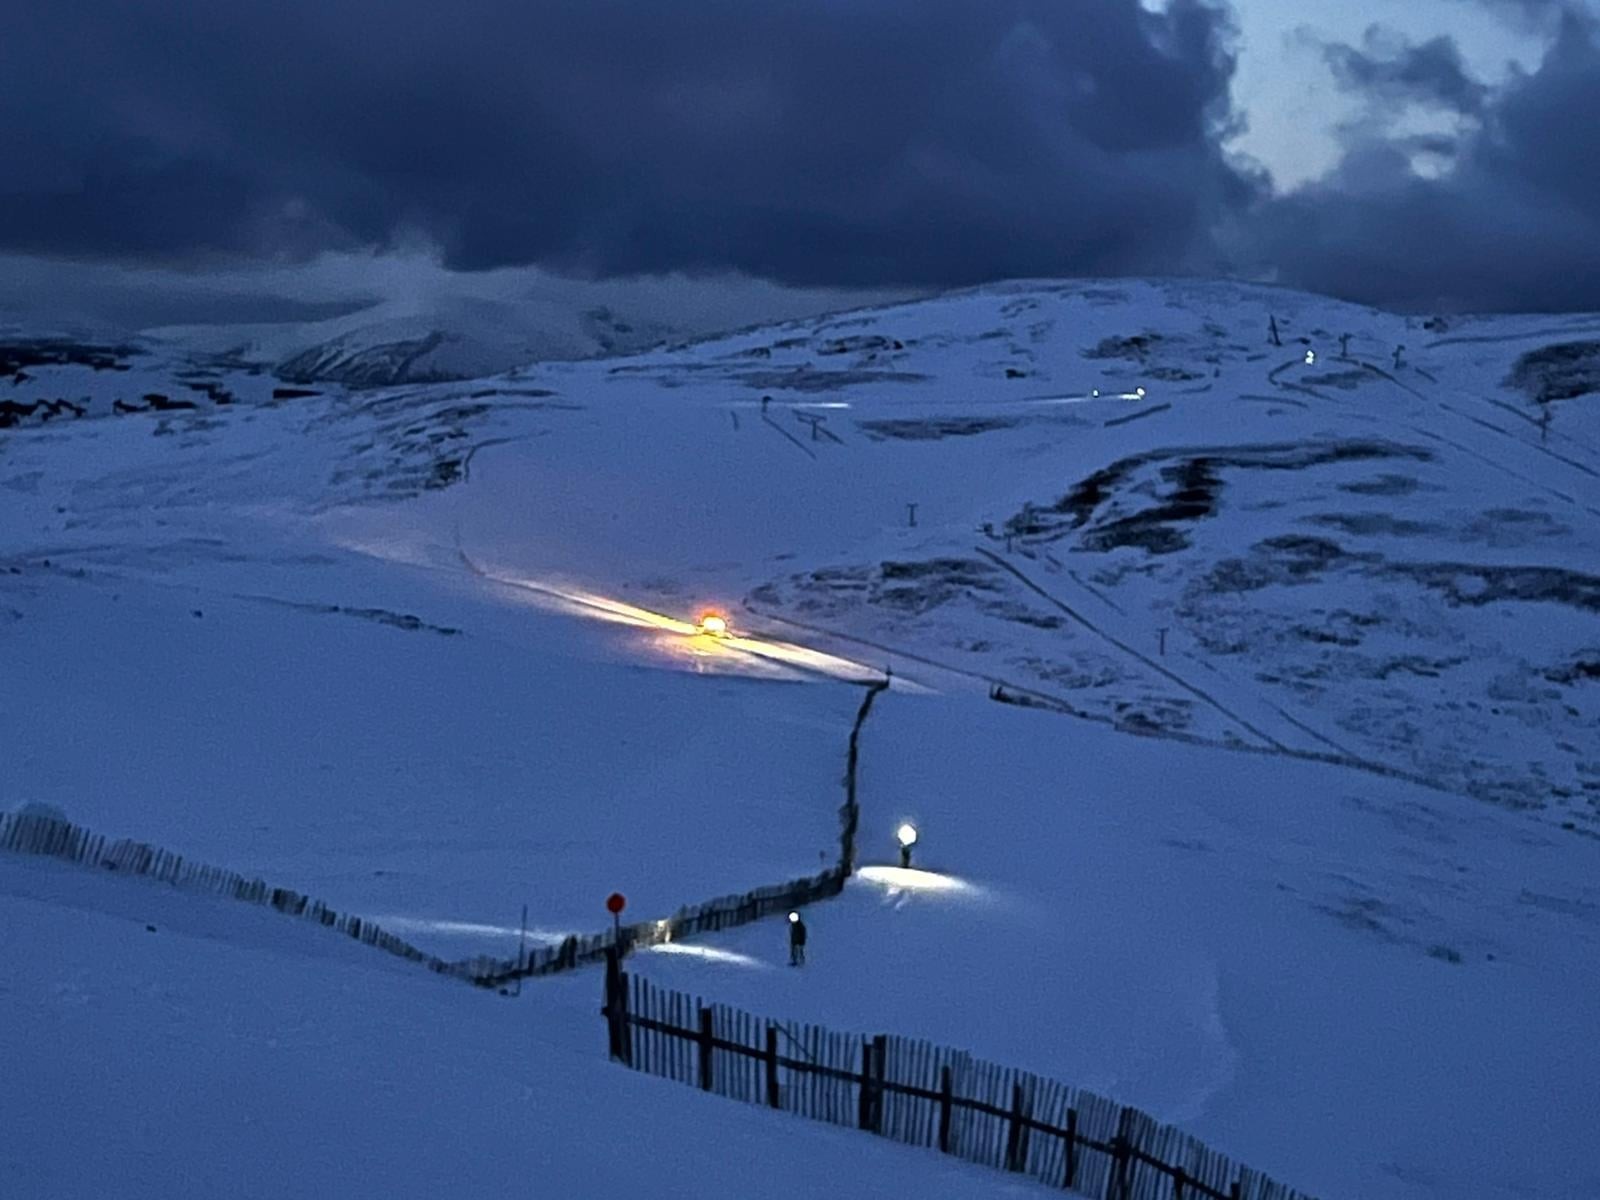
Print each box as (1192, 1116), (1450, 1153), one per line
(474, 568), (886, 684)
(374, 916), (573, 945)
(645, 942), (768, 968)
(855, 865), (982, 898)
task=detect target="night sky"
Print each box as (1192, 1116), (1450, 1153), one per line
(4, 0), (1598, 315)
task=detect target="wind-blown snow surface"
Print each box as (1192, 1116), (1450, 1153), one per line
(4, 277), (1600, 1198)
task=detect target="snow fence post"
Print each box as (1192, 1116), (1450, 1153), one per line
(1062, 1107), (1078, 1189)
(857, 1038), (880, 1133)
(871, 1034), (887, 1134)
(765, 1024), (781, 1109)
(1112, 1106), (1135, 1200)
(1004, 1080), (1028, 1172)
(603, 946), (631, 1065)
(938, 1064), (954, 1154)
(698, 1006), (716, 1092)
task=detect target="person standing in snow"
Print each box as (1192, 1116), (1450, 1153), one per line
(787, 911), (807, 966)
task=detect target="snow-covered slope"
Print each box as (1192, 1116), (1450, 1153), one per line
(4, 276), (1599, 1199)
(0, 857), (1019, 1200)
(0, 296), (678, 422)
(245, 297), (677, 386)
(0, 568), (864, 959)
(351, 277), (1598, 817)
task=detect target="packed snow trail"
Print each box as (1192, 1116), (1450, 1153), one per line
(986, 538), (1368, 762)
(747, 605), (1098, 713)
(976, 546), (1288, 752)
(973, 546), (1461, 793)
(1347, 357), (1600, 519)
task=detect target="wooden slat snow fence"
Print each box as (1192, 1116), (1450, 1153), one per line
(0, 811), (849, 988)
(473, 678), (890, 989)
(474, 864), (848, 988)
(606, 967), (1320, 1200)
(0, 809), (492, 980)
(1, 678), (890, 989)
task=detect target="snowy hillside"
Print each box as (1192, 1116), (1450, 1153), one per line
(167, 295), (680, 387)
(380, 278), (1599, 818)
(4, 276), (1600, 1199)
(0, 296), (679, 424)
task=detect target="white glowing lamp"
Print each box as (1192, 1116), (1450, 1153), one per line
(698, 612), (729, 636)
(897, 822), (919, 868)
(787, 911), (800, 924)
(1305, 350), (1316, 365)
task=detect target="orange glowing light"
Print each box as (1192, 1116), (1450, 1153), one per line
(698, 612), (730, 637)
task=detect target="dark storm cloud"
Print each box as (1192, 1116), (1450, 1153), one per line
(0, 0), (1253, 286)
(1258, 10), (1600, 311)
(1321, 28), (1489, 115)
